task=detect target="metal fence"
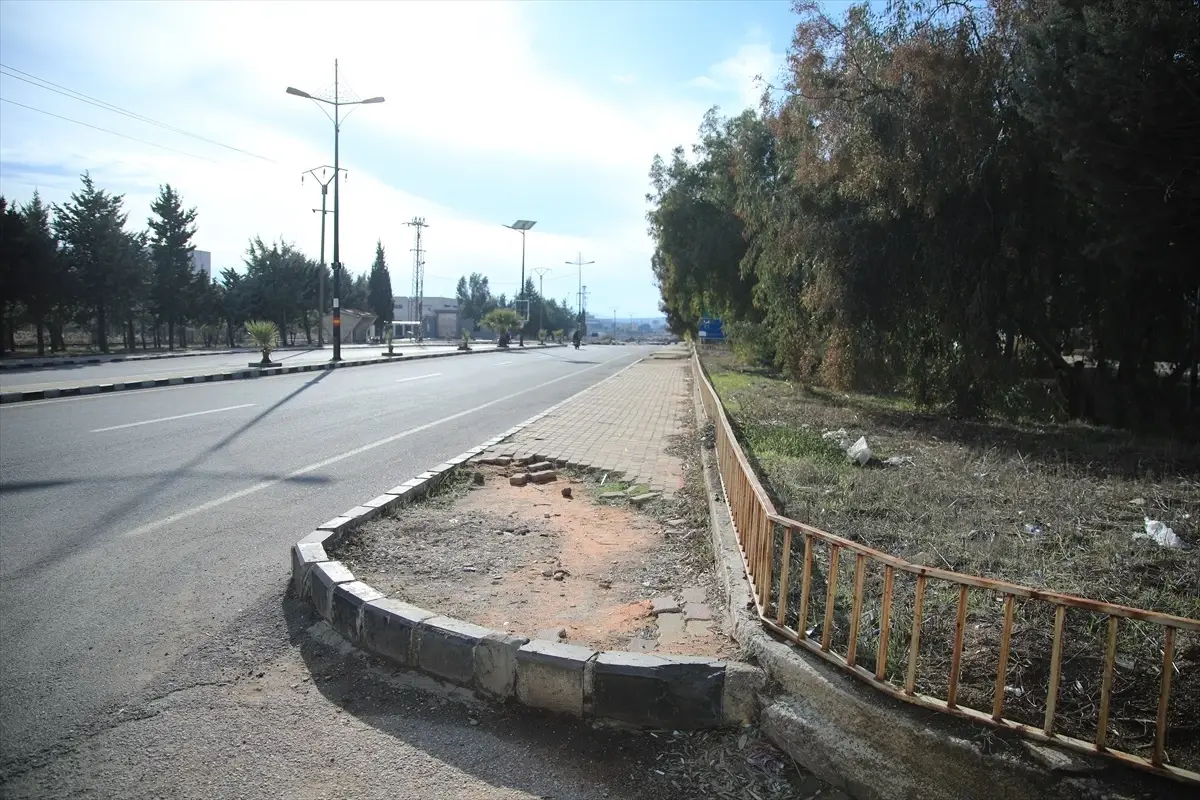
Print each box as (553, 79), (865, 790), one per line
(693, 351), (1200, 786)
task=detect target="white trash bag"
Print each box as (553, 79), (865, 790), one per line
(847, 436), (871, 466)
(1134, 517), (1185, 549)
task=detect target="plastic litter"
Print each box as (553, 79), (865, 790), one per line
(847, 436), (871, 466)
(821, 429), (848, 442)
(883, 455), (914, 467)
(1024, 523), (1045, 536)
(1134, 518), (1185, 549)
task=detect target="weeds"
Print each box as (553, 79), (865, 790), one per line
(701, 349), (1200, 772)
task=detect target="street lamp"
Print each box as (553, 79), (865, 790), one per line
(503, 220), (536, 347)
(287, 60), (384, 362)
(532, 267), (551, 338)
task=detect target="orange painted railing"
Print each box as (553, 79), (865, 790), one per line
(692, 350), (1199, 786)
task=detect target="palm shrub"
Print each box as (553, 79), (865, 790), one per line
(245, 319), (279, 365)
(482, 308), (521, 348)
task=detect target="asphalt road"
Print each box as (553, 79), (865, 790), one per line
(0, 342), (494, 393)
(0, 345), (717, 797)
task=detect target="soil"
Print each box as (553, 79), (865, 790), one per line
(335, 466), (737, 658)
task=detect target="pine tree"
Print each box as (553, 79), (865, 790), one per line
(147, 184), (198, 350)
(53, 172), (135, 353)
(366, 240), (392, 336)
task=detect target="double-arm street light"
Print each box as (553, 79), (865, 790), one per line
(287, 59), (384, 362)
(503, 220), (536, 347)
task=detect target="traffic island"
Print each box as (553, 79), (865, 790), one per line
(288, 385), (765, 732)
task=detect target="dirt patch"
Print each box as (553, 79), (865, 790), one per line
(700, 348), (1200, 773)
(334, 465), (735, 659)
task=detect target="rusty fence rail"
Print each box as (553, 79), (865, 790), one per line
(692, 350), (1200, 786)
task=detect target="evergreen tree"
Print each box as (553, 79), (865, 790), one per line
(366, 240), (393, 336)
(147, 184), (198, 350)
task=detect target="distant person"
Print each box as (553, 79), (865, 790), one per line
(572, 329), (582, 349)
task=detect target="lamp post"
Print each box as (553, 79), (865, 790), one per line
(302, 165), (345, 348)
(503, 220), (536, 347)
(287, 60), (384, 362)
(532, 267), (551, 338)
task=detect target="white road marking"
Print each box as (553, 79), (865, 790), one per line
(119, 354), (640, 539)
(91, 404), (257, 433)
(495, 361), (513, 366)
(395, 373), (441, 383)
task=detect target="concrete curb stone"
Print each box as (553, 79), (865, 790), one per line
(515, 640), (596, 717)
(361, 599), (436, 668)
(418, 616), (494, 686)
(330, 581), (385, 642)
(308, 561), (355, 622)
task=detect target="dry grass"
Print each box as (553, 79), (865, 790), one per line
(701, 349), (1200, 774)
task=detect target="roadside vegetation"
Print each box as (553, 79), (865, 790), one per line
(648, 0), (1198, 438)
(702, 347), (1200, 771)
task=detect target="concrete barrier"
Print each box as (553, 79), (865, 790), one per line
(515, 640), (596, 717)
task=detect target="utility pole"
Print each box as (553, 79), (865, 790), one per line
(581, 285), (590, 335)
(612, 308), (618, 339)
(406, 217), (428, 342)
(302, 165), (344, 348)
(565, 252), (594, 334)
(532, 267), (551, 336)
(287, 60), (385, 362)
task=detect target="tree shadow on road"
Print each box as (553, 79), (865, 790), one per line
(11, 370), (337, 582)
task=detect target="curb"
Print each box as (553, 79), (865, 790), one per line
(0, 344), (563, 405)
(0, 340), (486, 371)
(0, 349), (237, 371)
(288, 356), (765, 731)
(687, 357), (1171, 800)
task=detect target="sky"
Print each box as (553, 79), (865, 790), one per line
(0, 0), (802, 319)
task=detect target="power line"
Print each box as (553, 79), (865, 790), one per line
(0, 63), (276, 163)
(0, 97), (217, 162)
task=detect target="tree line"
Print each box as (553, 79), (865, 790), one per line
(648, 0), (1199, 432)
(0, 170), (395, 355)
(455, 271), (579, 339)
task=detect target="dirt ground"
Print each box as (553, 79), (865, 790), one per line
(335, 462), (736, 659)
(700, 348), (1200, 773)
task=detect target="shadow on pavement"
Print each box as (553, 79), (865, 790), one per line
(11, 370), (337, 583)
(280, 590), (670, 800)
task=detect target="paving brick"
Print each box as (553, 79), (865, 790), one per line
(486, 357), (689, 498)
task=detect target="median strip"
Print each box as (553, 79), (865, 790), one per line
(0, 344), (565, 406)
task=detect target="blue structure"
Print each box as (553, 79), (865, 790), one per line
(697, 317), (725, 341)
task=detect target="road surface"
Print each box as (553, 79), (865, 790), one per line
(1, 346), (702, 797)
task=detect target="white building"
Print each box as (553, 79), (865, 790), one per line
(190, 250), (212, 281)
(392, 296), (460, 339)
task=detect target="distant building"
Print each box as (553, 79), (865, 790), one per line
(393, 296), (460, 339)
(190, 250), (212, 281)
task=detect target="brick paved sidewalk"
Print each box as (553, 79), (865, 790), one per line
(476, 348), (692, 497)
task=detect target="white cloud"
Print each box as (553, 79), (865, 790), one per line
(611, 73), (638, 85)
(689, 42), (782, 110)
(0, 0), (714, 317)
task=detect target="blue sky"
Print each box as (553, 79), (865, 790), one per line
(0, 0), (803, 318)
